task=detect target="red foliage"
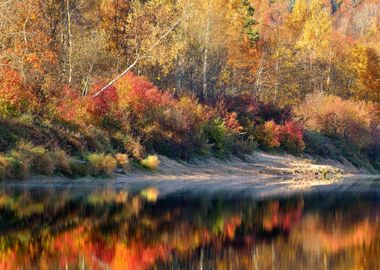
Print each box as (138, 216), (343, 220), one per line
(258, 103), (294, 124)
(118, 73), (172, 114)
(56, 85), (83, 121)
(280, 120), (305, 153)
(91, 84), (119, 117)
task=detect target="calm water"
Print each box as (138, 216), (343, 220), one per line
(1, 185), (380, 269)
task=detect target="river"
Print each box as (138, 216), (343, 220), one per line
(1, 177), (380, 269)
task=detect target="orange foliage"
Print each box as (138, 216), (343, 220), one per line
(224, 112), (243, 134)
(111, 243), (169, 270)
(298, 92), (379, 147)
(260, 120), (282, 148)
(0, 66), (37, 115)
(56, 85), (88, 123)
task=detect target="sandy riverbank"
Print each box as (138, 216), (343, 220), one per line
(129, 151), (364, 180)
(1, 151), (378, 199)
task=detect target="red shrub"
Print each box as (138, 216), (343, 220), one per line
(222, 93), (259, 125)
(116, 73), (172, 114)
(56, 86), (82, 121)
(90, 85), (119, 117)
(280, 120), (305, 154)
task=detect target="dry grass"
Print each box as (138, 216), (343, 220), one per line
(51, 149), (72, 176)
(87, 153), (117, 177)
(10, 141), (55, 175)
(0, 154), (29, 180)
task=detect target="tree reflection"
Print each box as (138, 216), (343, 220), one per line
(0, 189), (379, 269)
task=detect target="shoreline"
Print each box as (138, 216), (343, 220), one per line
(0, 152), (378, 199)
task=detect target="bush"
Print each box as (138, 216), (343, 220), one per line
(257, 120), (281, 149)
(140, 155), (160, 170)
(69, 160), (88, 178)
(298, 92), (377, 147)
(124, 136), (145, 160)
(257, 103), (294, 125)
(203, 118), (234, 158)
(87, 153), (117, 177)
(0, 154), (30, 180)
(51, 149), (72, 176)
(280, 120), (305, 154)
(303, 130), (339, 158)
(10, 142), (55, 175)
(10, 157), (29, 179)
(34, 152), (55, 175)
(0, 155), (13, 180)
(115, 153), (129, 171)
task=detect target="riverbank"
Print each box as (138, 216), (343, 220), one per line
(1, 151), (378, 199)
(132, 151), (362, 180)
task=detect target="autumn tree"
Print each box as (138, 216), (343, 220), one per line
(349, 45), (380, 102)
(296, 0), (333, 92)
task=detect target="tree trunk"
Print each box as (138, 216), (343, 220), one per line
(202, 0), (211, 101)
(66, 0), (72, 84)
(274, 57), (280, 103)
(255, 53), (264, 99)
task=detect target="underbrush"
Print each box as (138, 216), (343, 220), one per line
(87, 153), (117, 177)
(299, 92), (380, 172)
(0, 73), (379, 180)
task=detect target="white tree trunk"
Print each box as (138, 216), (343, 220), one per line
(66, 0), (72, 84)
(202, 0), (211, 100)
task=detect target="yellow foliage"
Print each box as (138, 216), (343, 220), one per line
(260, 120), (281, 148)
(349, 45), (380, 103)
(296, 0), (332, 57)
(140, 155), (160, 171)
(287, 0), (308, 33)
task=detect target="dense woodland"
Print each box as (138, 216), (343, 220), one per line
(0, 0), (379, 178)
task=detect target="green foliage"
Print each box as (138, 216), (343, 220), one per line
(241, 0), (259, 46)
(203, 118), (234, 158)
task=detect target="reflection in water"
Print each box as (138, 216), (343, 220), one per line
(0, 187), (380, 269)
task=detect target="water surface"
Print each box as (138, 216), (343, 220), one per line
(1, 181), (380, 269)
